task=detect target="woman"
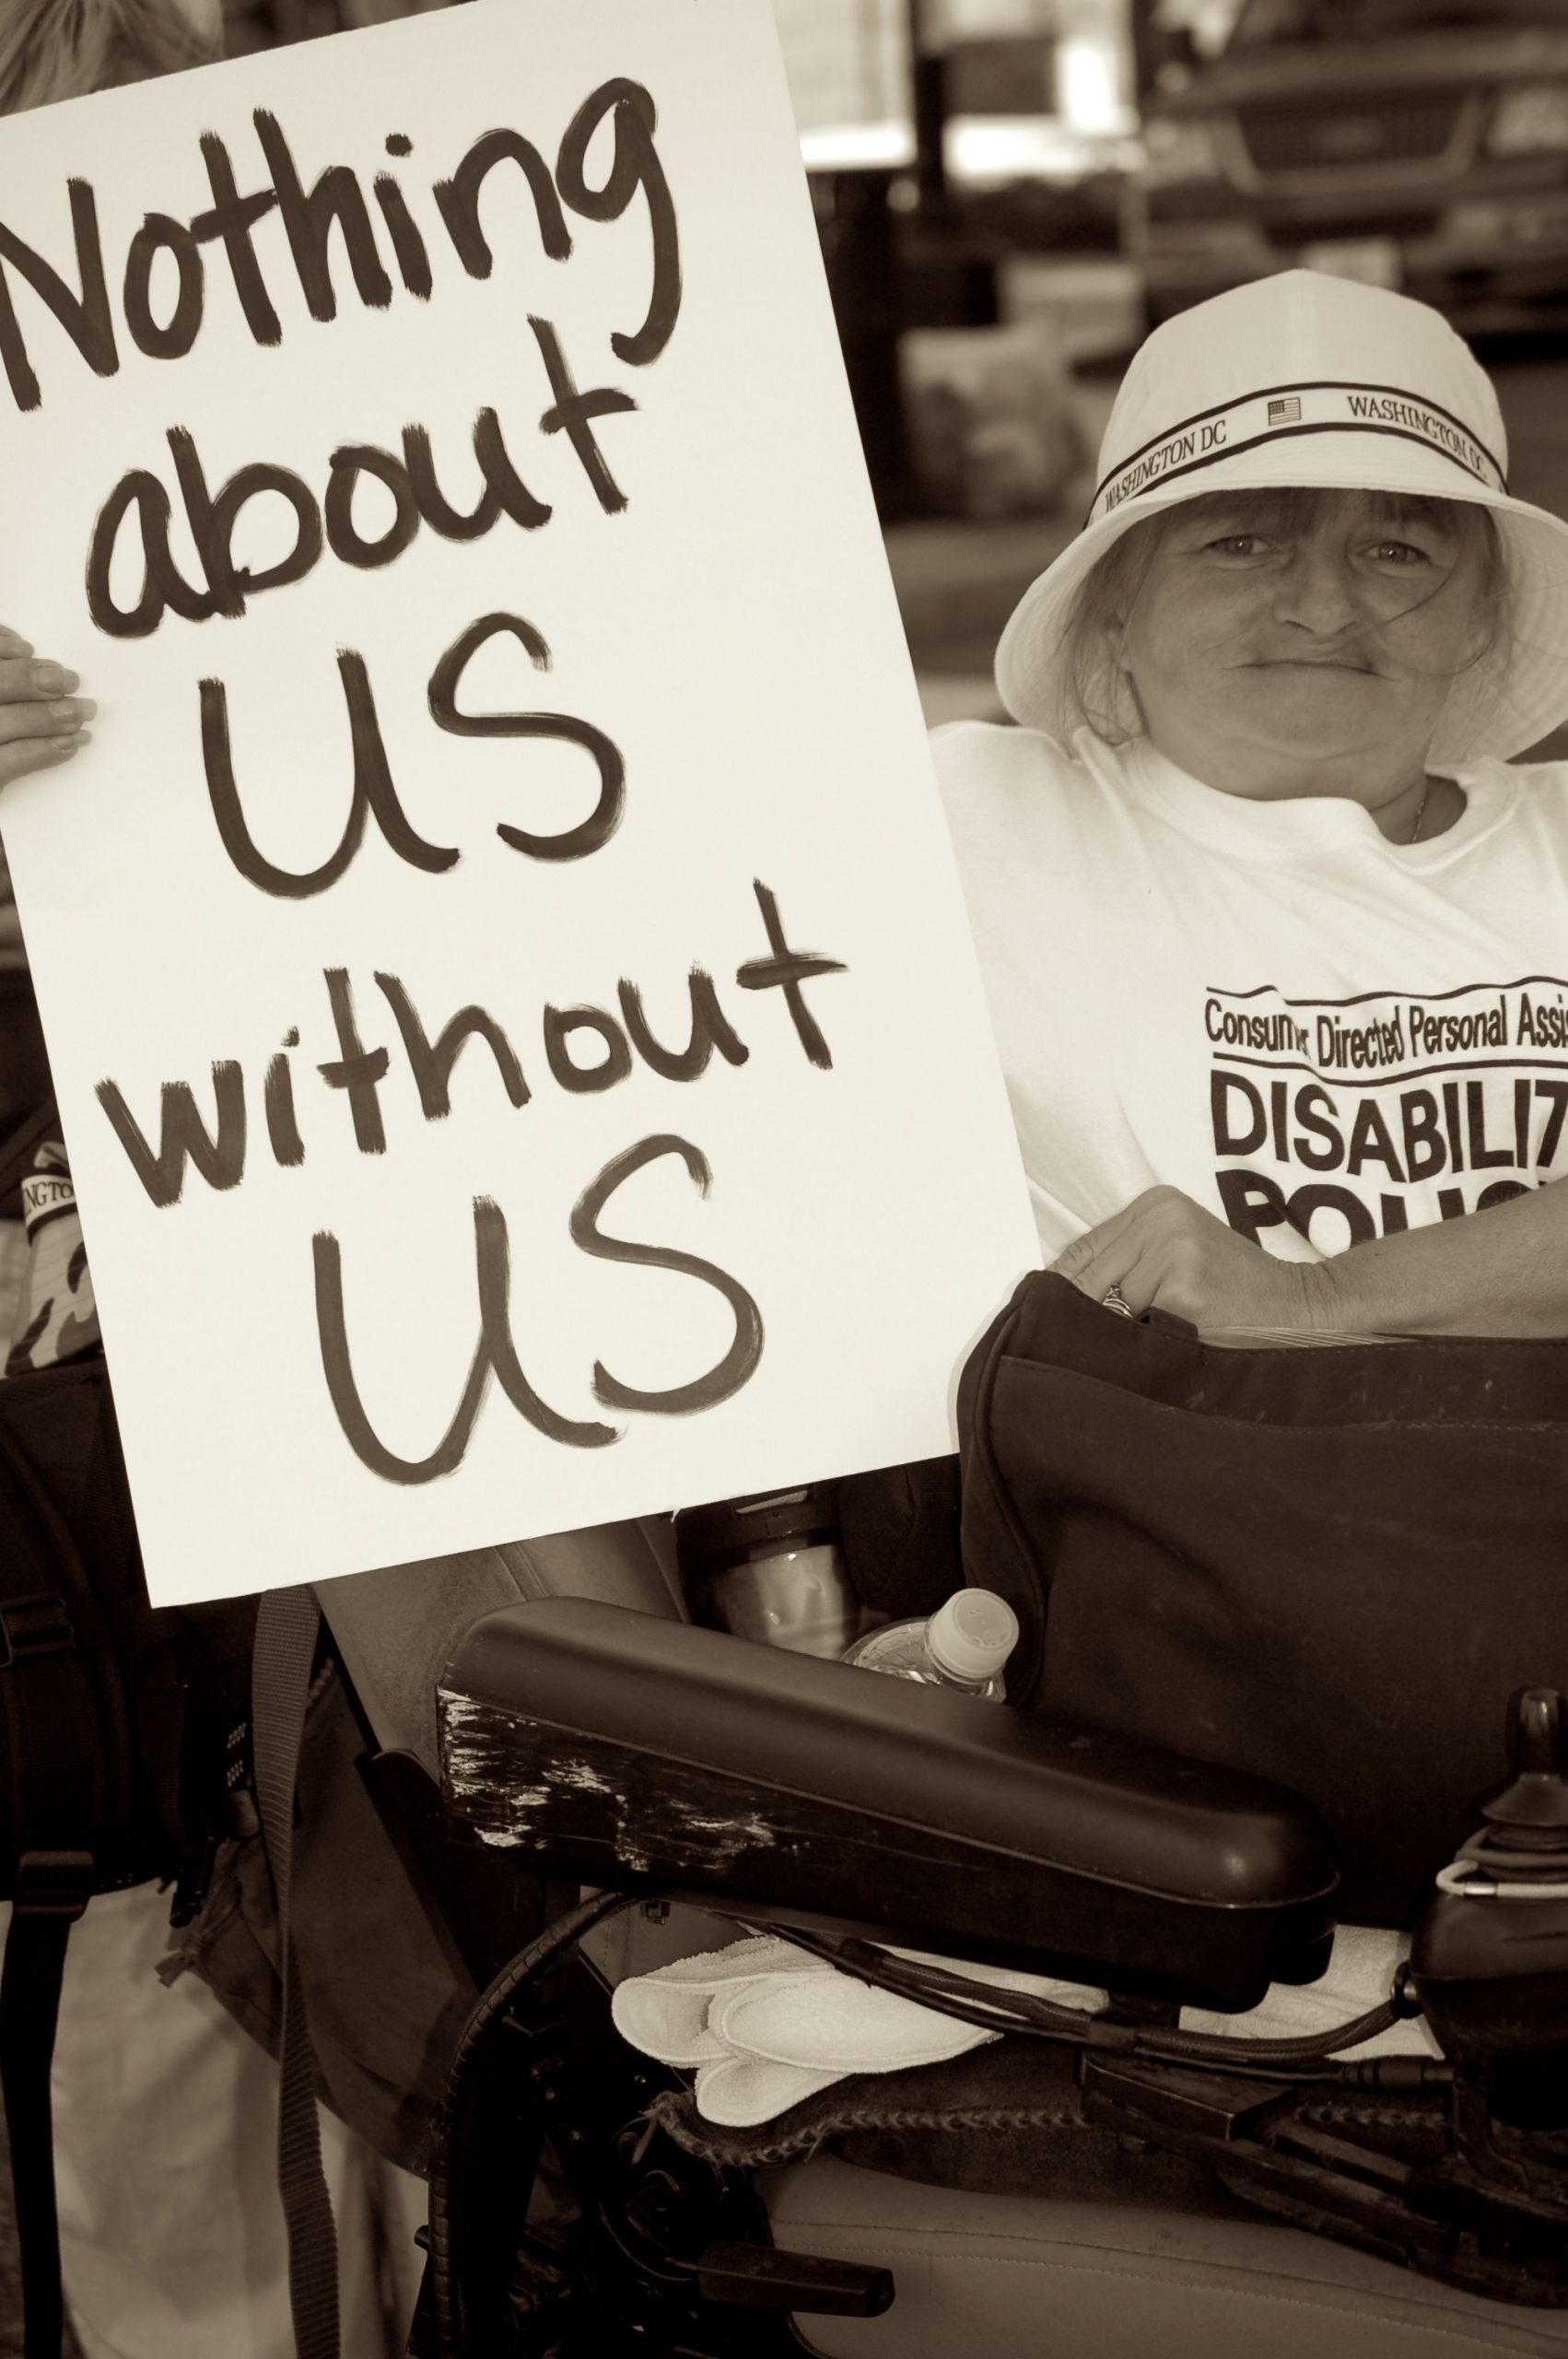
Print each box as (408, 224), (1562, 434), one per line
(936, 266), (1568, 1338)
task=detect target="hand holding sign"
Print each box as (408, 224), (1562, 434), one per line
(0, 0), (1038, 1608)
(0, 634), (94, 786)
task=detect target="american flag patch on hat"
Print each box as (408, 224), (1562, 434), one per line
(1268, 396), (1303, 424)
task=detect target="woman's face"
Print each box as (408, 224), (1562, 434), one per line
(1115, 487), (1492, 808)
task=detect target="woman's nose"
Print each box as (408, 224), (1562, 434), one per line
(1272, 548), (1362, 635)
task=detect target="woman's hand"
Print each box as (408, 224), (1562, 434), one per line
(1049, 1186), (1323, 1331)
(0, 628), (94, 791)
(1052, 1180), (1568, 1339)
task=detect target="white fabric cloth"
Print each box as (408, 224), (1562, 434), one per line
(9, 1881), (426, 2359)
(933, 722), (1568, 1259)
(610, 1924), (1432, 2128)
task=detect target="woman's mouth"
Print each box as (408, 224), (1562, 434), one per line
(1255, 656), (1377, 674)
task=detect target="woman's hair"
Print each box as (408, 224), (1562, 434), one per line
(0, 0), (216, 114)
(1060, 485), (1510, 745)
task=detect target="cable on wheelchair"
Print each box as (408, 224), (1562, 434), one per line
(771, 1928), (1453, 2092)
(426, 1887), (642, 2359)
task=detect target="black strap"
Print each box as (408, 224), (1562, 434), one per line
(1, 1853), (91, 2359)
(252, 1585), (340, 2359)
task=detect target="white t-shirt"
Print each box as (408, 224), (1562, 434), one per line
(934, 722), (1568, 1262)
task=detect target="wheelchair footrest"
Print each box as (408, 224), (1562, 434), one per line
(696, 2239), (895, 2317)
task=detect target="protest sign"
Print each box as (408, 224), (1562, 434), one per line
(0, 0), (1039, 1608)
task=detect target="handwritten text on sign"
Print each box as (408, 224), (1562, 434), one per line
(0, 1), (1037, 1607)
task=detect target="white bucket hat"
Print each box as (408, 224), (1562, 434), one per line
(994, 269), (1568, 766)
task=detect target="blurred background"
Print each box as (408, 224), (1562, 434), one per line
(762, 0), (1568, 738)
(225, 0), (1568, 738)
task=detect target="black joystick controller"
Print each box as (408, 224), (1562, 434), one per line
(1411, 1688), (1568, 2127)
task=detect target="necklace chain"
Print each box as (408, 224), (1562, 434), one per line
(1408, 780), (1433, 844)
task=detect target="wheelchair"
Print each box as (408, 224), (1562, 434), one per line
(334, 1558), (1568, 2359)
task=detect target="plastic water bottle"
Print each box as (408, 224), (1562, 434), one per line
(841, 1588), (1018, 1701)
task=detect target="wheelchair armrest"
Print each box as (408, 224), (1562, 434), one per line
(439, 1599), (1337, 2012)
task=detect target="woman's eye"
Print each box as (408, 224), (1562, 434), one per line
(1205, 534), (1266, 556)
(1368, 540), (1430, 566)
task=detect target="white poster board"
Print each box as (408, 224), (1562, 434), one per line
(0, 0), (1038, 1608)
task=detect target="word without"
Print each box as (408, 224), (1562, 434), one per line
(95, 881), (847, 1208)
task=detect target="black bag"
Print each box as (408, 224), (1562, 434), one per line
(0, 1105), (257, 2358)
(957, 1272), (1568, 1926)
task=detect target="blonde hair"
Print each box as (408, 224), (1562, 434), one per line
(0, 0), (216, 114)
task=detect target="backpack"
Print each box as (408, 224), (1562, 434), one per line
(0, 1101), (258, 2358)
(956, 1270), (1568, 1925)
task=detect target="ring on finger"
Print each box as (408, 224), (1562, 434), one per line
(1101, 1283), (1136, 1319)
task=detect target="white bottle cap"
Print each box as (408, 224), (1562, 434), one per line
(927, 1589), (1019, 1683)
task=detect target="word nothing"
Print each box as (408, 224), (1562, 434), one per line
(0, 78), (678, 410)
